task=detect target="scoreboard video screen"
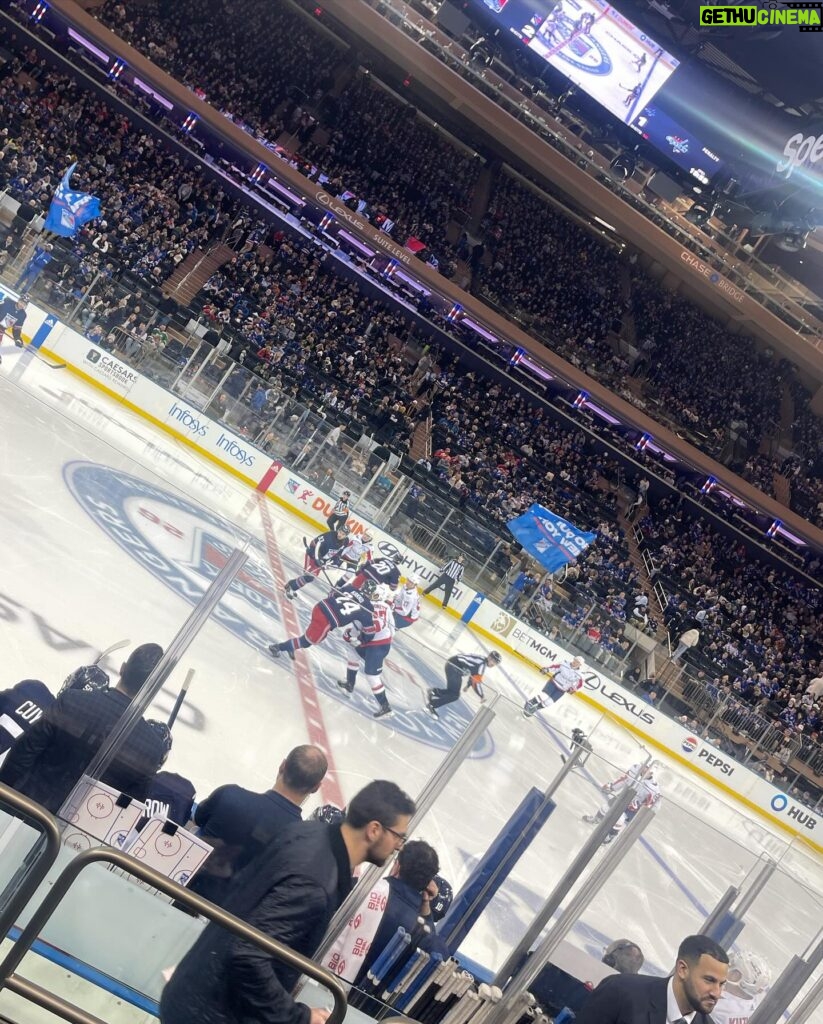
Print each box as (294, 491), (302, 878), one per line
(476, 0), (680, 124)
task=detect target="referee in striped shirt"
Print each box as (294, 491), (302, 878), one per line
(423, 554), (464, 609)
(326, 490), (351, 532)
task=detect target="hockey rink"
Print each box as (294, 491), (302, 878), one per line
(1, 349), (821, 1012)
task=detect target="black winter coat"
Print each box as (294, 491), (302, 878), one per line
(160, 821), (353, 1024)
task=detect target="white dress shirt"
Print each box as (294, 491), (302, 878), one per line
(667, 977), (697, 1024)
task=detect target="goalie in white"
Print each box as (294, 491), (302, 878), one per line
(336, 584), (396, 719)
(712, 950), (771, 1024)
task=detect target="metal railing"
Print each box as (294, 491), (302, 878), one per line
(0, 845), (349, 1024)
(0, 785), (62, 942)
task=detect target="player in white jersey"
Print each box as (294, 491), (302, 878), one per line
(713, 951), (770, 1024)
(336, 586), (396, 719)
(522, 657), (584, 718)
(393, 575), (421, 630)
(333, 530), (373, 571)
(583, 762), (661, 842)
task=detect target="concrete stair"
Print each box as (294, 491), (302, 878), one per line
(161, 242), (234, 306)
(410, 417), (432, 461)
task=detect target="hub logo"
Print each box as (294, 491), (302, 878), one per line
(770, 793), (817, 831)
(682, 736), (698, 754)
(63, 460), (492, 756)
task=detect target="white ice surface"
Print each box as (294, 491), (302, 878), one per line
(0, 351), (820, 1015)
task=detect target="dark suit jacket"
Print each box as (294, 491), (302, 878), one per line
(575, 973), (716, 1024)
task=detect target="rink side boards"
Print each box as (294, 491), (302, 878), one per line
(7, 299), (819, 855)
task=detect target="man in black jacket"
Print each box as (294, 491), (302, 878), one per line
(189, 744), (329, 904)
(575, 934), (729, 1024)
(160, 779), (415, 1024)
(0, 643), (168, 814)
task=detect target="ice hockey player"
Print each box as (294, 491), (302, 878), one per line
(340, 551), (404, 593)
(393, 575), (421, 630)
(269, 579), (382, 661)
(283, 525), (350, 599)
(522, 656), (584, 718)
(337, 585), (396, 719)
(712, 950), (771, 1024)
(0, 679), (55, 765)
(583, 761), (661, 842)
(326, 490), (351, 531)
(332, 529), (374, 572)
(425, 651), (502, 717)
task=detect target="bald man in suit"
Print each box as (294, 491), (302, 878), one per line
(575, 935), (729, 1024)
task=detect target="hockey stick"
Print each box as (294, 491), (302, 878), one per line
(31, 349), (67, 370)
(93, 638), (131, 665)
(167, 668), (195, 730)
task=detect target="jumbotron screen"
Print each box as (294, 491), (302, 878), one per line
(477, 0), (680, 124)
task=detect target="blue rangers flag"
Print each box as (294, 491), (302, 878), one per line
(506, 503), (597, 573)
(44, 164), (102, 237)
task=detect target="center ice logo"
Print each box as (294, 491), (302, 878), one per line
(63, 461), (493, 756)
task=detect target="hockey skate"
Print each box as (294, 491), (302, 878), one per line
(268, 643), (295, 662)
(283, 587), (295, 601)
(336, 679), (355, 697)
(582, 813), (603, 824)
(522, 697), (541, 719)
(372, 704), (393, 719)
(424, 690), (439, 719)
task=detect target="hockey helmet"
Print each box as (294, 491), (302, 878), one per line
(404, 575), (419, 589)
(341, 490), (351, 499)
(311, 803), (346, 826)
(372, 584), (394, 605)
(59, 664), (111, 696)
(429, 874), (453, 923)
(146, 720), (173, 765)
(571, 727), (588, 745)
(391, 551), (406, 566)
(487, 651), (502, 666)
(336, 523), (351, 537)
(361, 530), (373, 542)
(728, 950), (771, 996)
(360, 578), (379, 599)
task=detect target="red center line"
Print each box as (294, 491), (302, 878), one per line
(256, 494), (346, 809)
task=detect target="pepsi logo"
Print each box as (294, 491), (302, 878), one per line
(682, 736), (699, 754)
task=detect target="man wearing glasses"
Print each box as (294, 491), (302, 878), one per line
(161, 779), (415, 1024)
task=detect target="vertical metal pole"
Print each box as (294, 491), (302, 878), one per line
(784, 971), (823, 1024)
(430, 507), (455, 545)
(494, 784), (642, 987)
(732, 856), (776, 921)
(78, 547), (248, 793)
(748, 934), (823, 1024)
(698, 885), (740, 938)
(203, 359), (237, 416)
(312, 697), (499, 965)
(172, 339), (207, 393)
(179, 343), (215, 402)
(357, 460), (387, 506)
(489, 805), (657, 1023)
(68, 269), (102, 326)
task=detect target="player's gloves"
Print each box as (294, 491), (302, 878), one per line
(342, 630), (354, 644)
